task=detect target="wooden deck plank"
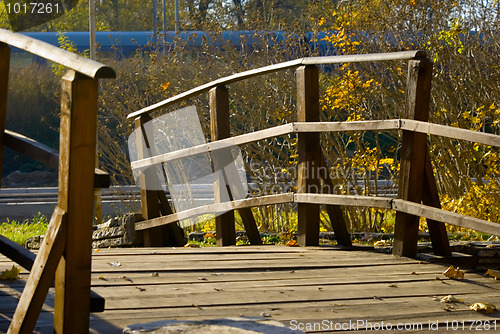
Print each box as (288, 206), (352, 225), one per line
(1, 246), (498, 333)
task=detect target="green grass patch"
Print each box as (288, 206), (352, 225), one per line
(0, 213), (49, 246)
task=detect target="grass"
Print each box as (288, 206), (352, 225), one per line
(0, 213), (49, 246)
(1, 212), (496, 249)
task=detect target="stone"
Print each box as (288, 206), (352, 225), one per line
(92, 213), (144, 248)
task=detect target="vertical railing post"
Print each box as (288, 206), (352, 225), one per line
(135, 114), (165, 246)
(393, 58), (432, 257)
(0, 43), (10, 188)
(210, 85), (236, 246)
(54, 71), (98, 333)
(134, 114), (185, 246)
(296, 65), (321, 246)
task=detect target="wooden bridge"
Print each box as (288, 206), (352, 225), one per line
(0, 29), (499, 333)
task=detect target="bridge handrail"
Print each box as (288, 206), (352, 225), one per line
(0, 28), (115, 79)
(127, 50), (424, 119)
(130, 119), (500, 171)
(128, 50), (500, 256)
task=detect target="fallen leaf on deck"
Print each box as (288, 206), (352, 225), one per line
(213, 287), (223, 291)
(485, 269), (500, 280)
(135, 287), (146, 292)
(286, 240), (297, 246)
(440, 295), (462, 303)
(443, 305), (455, 312)
(184, 243), (200, 248)
(151, 272), (160, 277)
(93, 249), (100, 253)
(470, 303), (497, 314)
(98, 275), (107, 281)
(107, 262), (121, 267)
(442, 265), (464, 279)
(198, 277), (207, 281)
(260, 312), (272, 317)
(388, 284), (398, 288)
(121, 276), (133, 283)
(0, 265), (21, 280)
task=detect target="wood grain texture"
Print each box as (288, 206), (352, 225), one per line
(393, 58), (432, 257)
(2, 246), (498, 334)
(210, 85), (236, 246)
(8, 207), (65, 334)
(296, 65), (321, 246)
(422, 148), (451, 256)
(54, 71), (98, 334)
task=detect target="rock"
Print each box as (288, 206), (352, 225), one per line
(92, 213), (144, 248)
(25, 235), (44, 250)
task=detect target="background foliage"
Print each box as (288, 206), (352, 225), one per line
(2, 0), (499, 235)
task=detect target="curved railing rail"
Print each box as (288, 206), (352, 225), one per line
(0, 28), (115, 79)
(128, 50), (500, 258)
(128, 50), (424, 119)
(0, 29), (115, 333)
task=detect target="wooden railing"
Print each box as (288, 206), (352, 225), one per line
(0, 29), (115, 333)
(129, 50), (500, 255)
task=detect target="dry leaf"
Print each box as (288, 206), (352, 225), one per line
(0, 265), (21, 280)
(151, 272), (160, 277)
(440, 295), (463, 303)
(470, 303), (497, 314)
(260, 312), (272, 317)
(442, 265), (464, 279)
(485, 269), (500, 280)
(286, 240), (297, 247)
(443, 305), (455, 312)
(98, 275), (107, 281)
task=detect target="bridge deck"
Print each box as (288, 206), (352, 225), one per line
(1, 246), (499, 333)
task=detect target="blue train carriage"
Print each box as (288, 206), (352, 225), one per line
(11, 30), (333, 66)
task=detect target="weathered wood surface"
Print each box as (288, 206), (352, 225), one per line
(1, 246), (498, 333)
(393, 199), (500, 236)
(0, 29), (115, 79)
(296, 65), (321, 246)
(130, 118), (500, 171)
(210, 85), (236, 246)
(54, 71), (99, 333)
(135, 193), (294, 231)
(8, 207), (65, 334)
(393, 59), (433, 257)
(401, 119), (500, 148)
